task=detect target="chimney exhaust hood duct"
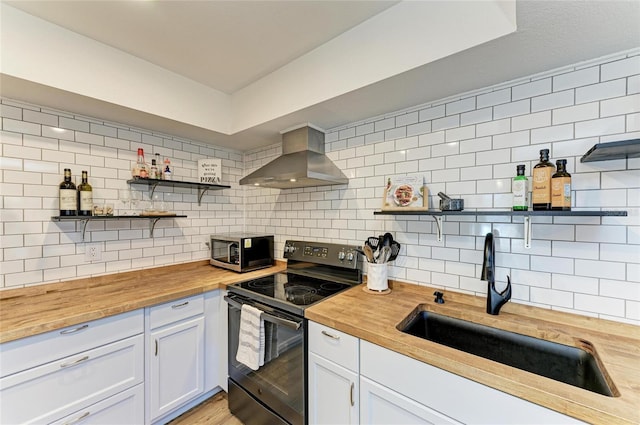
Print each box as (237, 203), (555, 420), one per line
(239, 125), (348, 189)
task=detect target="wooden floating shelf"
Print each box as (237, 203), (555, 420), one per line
(51, 215), (187, 240)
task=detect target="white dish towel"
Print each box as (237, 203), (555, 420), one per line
(236, 304), (265, 370)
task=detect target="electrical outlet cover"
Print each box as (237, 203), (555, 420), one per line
(85, 244), (102, 262)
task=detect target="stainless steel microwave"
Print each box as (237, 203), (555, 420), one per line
(210, 233), (274, 273)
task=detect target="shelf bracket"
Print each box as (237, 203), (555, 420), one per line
(197, 188), (209, 206)
(432, 215), (444, 243)
(524, 215), (532, 249)
(148, 182), (160, 200)
(79, 219), (89, 242)
(149, 218), (161, 238)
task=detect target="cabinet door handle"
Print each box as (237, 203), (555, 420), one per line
(350, 382), (355, 406)
(155, 339), (159, 356)
(171, 301), (189, 309)
(60, 355), (89, 369)
(60, 324), (89, 335)
(321, 330), (340, 340)
(63, 411), (90, 425)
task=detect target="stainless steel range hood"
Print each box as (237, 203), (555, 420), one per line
(239, 125), (348, 189)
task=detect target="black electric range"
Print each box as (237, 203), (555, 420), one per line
(227, 240), (363, 316)
(225, 240), (363, 425)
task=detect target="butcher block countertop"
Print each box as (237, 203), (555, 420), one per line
(305, 281), (640, 425)
(0, 260), (286, 344)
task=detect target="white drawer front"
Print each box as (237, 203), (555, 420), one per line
(0, 309), (143, 377)
(149, 294), (204, 329)
(0, 334), (144, 425)
(51, 384), (144, 425)
(309, 321), (359, 372)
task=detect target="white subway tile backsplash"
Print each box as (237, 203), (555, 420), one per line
(601, 93), (640, 117)
(553, 103), (599, 125)
(531, 90), (575, 113)
(553, 67), (599, 91)
(600, 55), (640, 81)
(575, 293), (625, 317)
(432, 115), (460, 132)
(575, 116), (626, 138)
(477, 88), (511, 108)
(576, 79), (627, 104)
(446, 97), (475, 116)
(512, 79), (551, 101)
(494, 99), (530, 120)
(3, 50), (639, 324)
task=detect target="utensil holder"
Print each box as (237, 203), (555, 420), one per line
(367, 263), (389, 291)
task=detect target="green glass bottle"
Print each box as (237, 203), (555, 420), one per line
(512, 164), (528, 211)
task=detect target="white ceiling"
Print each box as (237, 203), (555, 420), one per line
(2, 1), (640, 151)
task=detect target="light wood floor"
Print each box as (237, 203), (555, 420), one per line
(169, 392), (243, 425)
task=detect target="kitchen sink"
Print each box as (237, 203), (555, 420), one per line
(398, 307), (617, 397)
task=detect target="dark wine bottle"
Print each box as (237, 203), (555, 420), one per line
(59, 168), (77, 216)
(77, 170), (93, 216)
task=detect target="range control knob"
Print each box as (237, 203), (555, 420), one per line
(284, 244), (296, 254)
(346, 252), (355, 262)
(338, 251), (346, 261)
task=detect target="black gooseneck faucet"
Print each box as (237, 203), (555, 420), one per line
(481, 232), (512, 315)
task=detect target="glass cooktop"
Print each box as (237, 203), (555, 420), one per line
(232, 272), (352, 307)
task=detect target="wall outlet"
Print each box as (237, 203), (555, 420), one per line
(85, 244), (102, 262)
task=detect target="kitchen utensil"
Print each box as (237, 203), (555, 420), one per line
(378, 246), (391, 264)
(382, 232), (393, 247)
(388, 241), (401, 262)
(362, 245), (375, 263)
(367, 236), (380, 250)
(438, 192), (464, 211)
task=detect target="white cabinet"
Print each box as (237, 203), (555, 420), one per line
(204, 289), (222, 393)
(146, 294), (205, 423)
(0, 310), (144, 425)
(360, 376), (461, 425)
(308, 321), (359, 425)
(360, 340), (585, 425)
(51, 384), (144, 425)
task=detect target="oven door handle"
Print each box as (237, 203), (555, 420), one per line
(224, 295), (302, 330)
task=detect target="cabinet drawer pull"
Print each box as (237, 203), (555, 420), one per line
(350, 382), (355, 406)
(155, 339), (158, 356)
(321, 330), (340, 340)
(171, 301), (189, 309)
(63, 411), (90, 425)
(60, 355), (89, 369)
(60, 324), (89, 335)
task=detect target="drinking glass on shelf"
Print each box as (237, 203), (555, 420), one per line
(130, 190), (141, 215)
(119, 190), (131, 215)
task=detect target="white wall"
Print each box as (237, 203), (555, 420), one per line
(0, 103), (244, 286)
(244, 49), (640, 324)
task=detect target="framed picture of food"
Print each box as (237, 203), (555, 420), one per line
(381, 176), (429, 211)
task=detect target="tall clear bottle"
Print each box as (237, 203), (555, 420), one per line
(551, 159), (571, 211)
(59, 168), (77, 216)
(136, 148), (148, 178)
(532, 149), (555, 210)
(77, 170), (93, 216)
(512, 164), (528, 211)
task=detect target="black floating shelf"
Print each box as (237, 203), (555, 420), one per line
(580, 139), (640, 163)
(373, 210), (627, 216)
(127, 178), (230, 205)
(52, 215), (187, 240)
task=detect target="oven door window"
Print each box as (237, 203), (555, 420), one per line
(228, 300), (304, 425)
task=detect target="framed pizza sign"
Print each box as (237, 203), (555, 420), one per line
(381, 176), (429, 211)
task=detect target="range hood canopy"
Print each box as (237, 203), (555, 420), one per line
(239, 125), (349, 189)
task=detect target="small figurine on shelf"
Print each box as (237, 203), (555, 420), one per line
(163, 158), (172, 180)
